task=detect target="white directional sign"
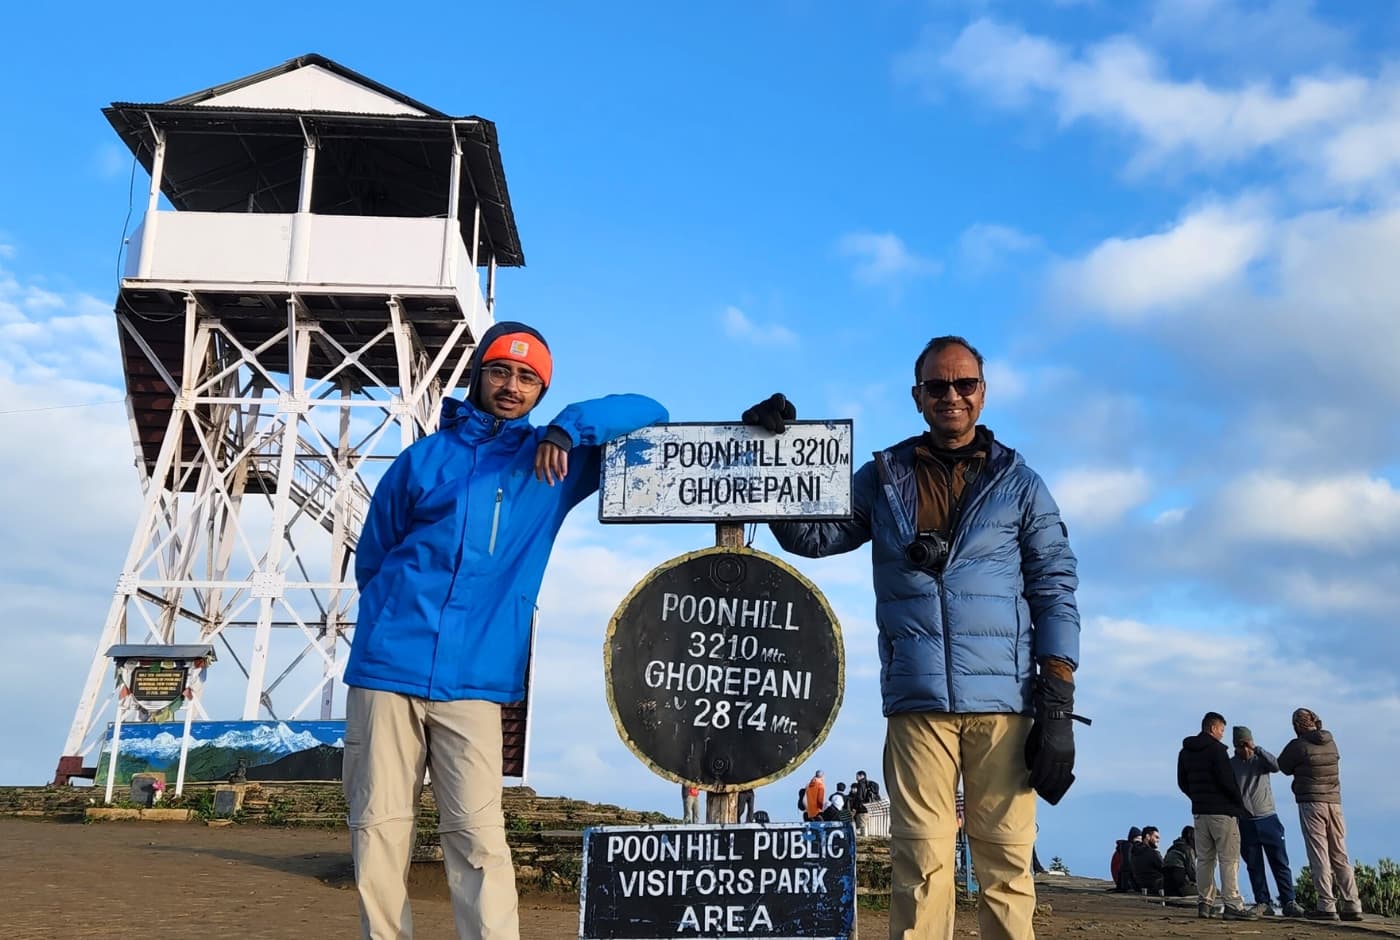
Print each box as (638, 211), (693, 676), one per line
(599, 421), (854, 523)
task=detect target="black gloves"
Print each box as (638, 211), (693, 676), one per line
(1024, 673), (1089, 805)
(741, 393), (797, 433)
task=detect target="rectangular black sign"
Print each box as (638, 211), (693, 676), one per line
(129, 663), (188, 703)
(580, 822), (855, 939)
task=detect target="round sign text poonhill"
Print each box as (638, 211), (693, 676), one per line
(605, 546), (844, 790)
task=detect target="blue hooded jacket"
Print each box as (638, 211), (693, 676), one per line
(771, 431), (1079, 716)
(344, 322), (668, 702)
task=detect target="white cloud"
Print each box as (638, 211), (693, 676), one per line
(1026, 612), (1400, 877)
(956, 223), (1042, 275)
(981, 359), (1027, 400)
(1050, 467), (1151, 529)
(1281, 570), (1396, 616)
(0, 254), (141, 784)
(1050, 201), (1400, 406)
(721, 305), (797, 347)
(1050, 201), (1270, 319)
(1215, 472), (1400, 554)
(1077, 614), (1400, 818)
(835, 231), (941, 286)
(1147, 0), (1352, 69)
(924, 18), (1396, 187)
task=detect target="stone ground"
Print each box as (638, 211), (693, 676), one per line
(4, 818), (1397, 939)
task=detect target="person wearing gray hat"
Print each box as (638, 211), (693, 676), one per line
(1230, 725), (1303, 916)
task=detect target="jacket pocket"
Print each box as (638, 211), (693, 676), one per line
(357, 567), (407, 667)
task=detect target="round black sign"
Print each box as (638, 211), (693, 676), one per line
(605, 546), (843, 790)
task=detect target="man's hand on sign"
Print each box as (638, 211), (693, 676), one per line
(535, 440), (570, 485)
(741, 393), (797, 434)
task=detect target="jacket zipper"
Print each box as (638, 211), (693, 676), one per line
(488, 488), (503, 555)
(878, 444), (1015, 710)
(875, 450), (959, 708)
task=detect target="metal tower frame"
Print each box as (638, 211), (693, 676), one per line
(59, 288), (483, 773)
(54, 55), (529, 784)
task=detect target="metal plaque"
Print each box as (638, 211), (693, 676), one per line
(605, 547), (843, 791)
(599, 421), (854, 523)
(128, 662), (189, 709)
(580, 822), (856, 940)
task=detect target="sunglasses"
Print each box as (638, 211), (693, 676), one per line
(914, 377), (982, 397)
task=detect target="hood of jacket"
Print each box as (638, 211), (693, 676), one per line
(1182, 732), (1219, 752)
(1301, 729), (1333, 747)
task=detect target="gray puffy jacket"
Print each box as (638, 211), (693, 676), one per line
(772, 433), (1079, 716)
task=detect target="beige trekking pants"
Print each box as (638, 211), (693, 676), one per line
(343, 686), (518, 940)
(884, 712), (1037, 940)
(1298, 802), (1361, 914)
(1193, 813), (1246, 911)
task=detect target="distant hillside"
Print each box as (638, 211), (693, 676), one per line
(247, 745), (343, 781)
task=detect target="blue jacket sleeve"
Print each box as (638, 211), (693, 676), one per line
(1020, 471), (1081, 668)
(769, 460), (875, 557)
(355, 449), (416, 591)
(543, 394), (669, 507)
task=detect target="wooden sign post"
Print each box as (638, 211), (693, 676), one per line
(709, 521), (743, 824)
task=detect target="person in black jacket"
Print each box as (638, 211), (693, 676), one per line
(1164, 826), (1198, 897)
(849, 770), (879, 835)
(1131, 826), (1166, 895)
(1112, 827), (1142, 893)
(1178, 711), (1259, 920)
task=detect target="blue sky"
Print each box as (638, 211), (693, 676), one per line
(3, 1), (1399, 880)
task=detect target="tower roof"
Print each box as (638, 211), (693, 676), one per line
(105, 54), (524, 267)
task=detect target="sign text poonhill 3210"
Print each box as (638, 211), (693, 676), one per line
(599, 421), (854, 523)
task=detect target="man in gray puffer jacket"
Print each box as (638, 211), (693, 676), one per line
(744, 335), (1083, 940)
(1278, 707), (1364, 921)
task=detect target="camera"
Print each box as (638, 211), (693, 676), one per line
(904, 530), (949, 573)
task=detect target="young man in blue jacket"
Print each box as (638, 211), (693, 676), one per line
(744, 335), (1082, 940)
(343, 320), (667, 940)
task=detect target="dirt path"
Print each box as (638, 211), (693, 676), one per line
(3, 818), (1394, 939)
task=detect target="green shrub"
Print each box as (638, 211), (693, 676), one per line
(1355, 858), (1400, 917)
(1295, 859), (1400, 917)
(263, 795), (291, 826)
(1295, 866), (1316, 910)
(168, 788), (216, 820)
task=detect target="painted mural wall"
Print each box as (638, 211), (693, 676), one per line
(95, 720), (345, 786)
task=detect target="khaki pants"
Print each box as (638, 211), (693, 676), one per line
(1193, 814), (1246, 911)
(344, 686), (518, 940)
(884, 712), (1037, 940)
(1298, 802), (1361, 914)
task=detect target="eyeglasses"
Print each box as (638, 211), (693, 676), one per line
(482, 363), (543, 390)
(914, 377), (981, 398)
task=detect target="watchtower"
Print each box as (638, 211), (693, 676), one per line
(55, 55), (528, 784)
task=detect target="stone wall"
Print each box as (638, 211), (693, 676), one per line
(0, 784), (898, 897)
